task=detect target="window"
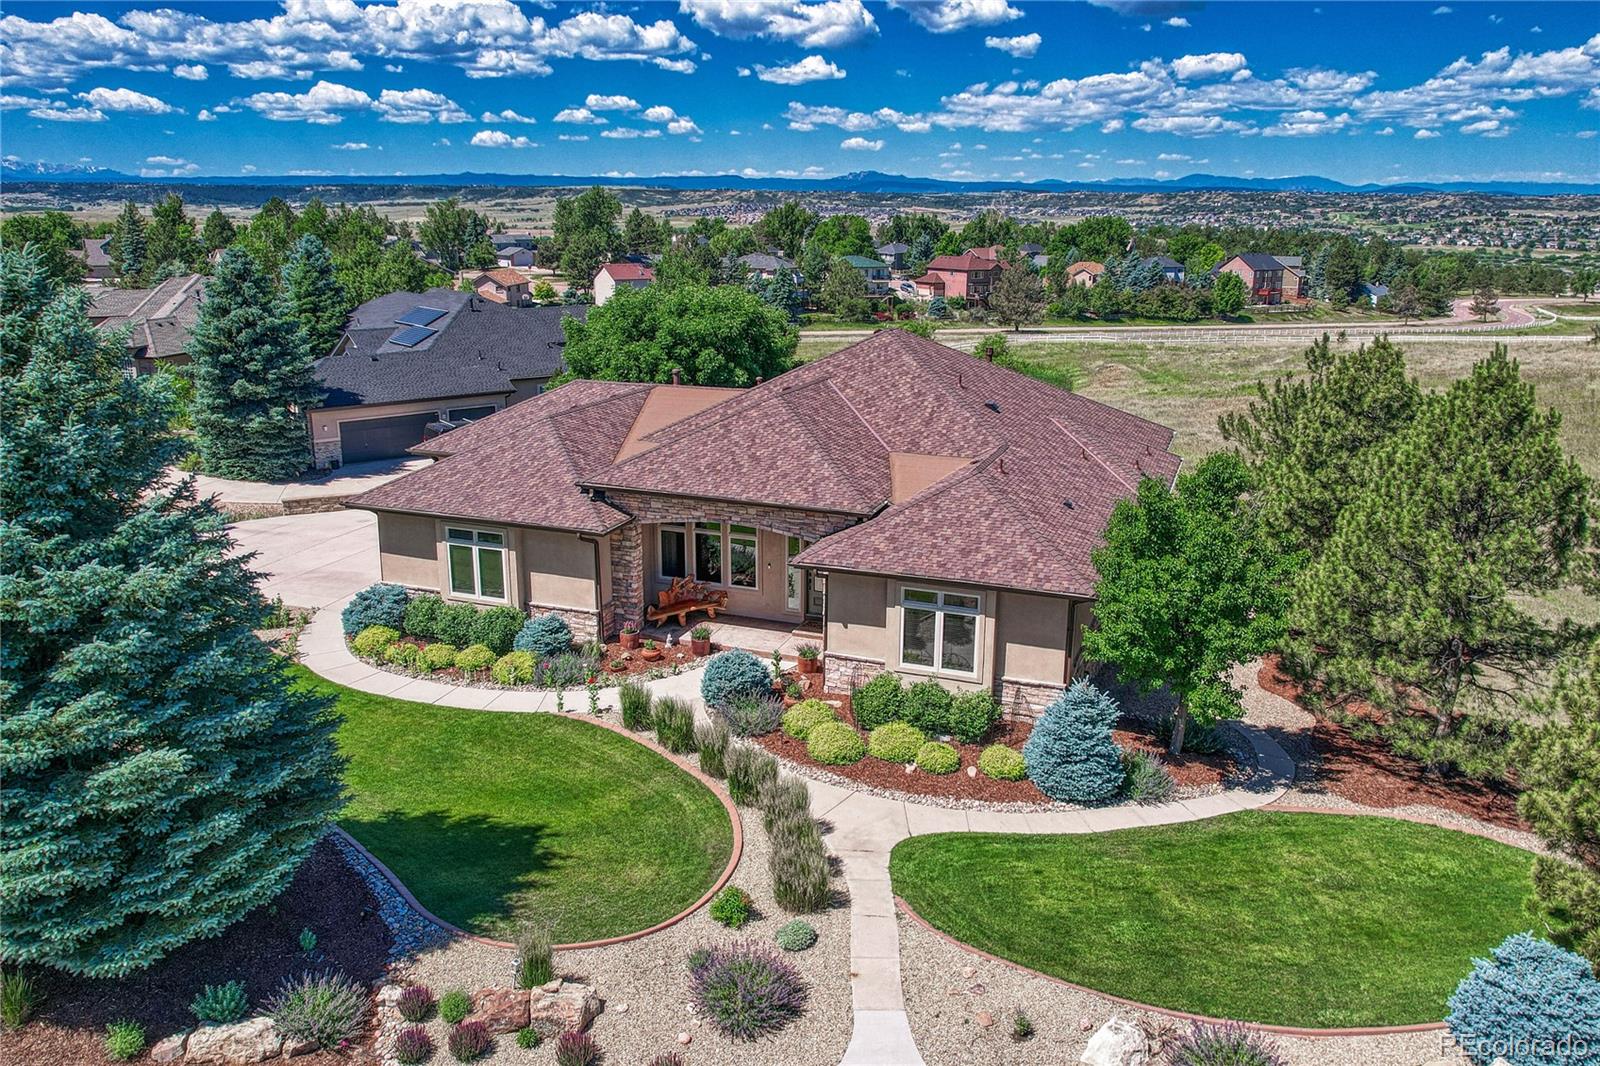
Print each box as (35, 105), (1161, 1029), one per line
(446, 527), (506, 601)
(694, 522), (723, 585)
(729, 525), (758, 588)
(899, 587), (980, 676)
(659, 525), (686, 579)
(447, 405), (496, 422)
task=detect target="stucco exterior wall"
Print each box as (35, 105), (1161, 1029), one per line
(375, 512), (438, 589)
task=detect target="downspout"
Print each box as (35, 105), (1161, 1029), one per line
(579, 533), (608, 638)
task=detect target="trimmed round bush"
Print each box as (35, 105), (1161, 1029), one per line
(433, 602), (477, 648)
(384, 641), (421, 669)
(867, 721), (925, 763)
(342, 582), (409, 636)
(904, 680), (955, 736)
(978, 744), (1027, 781)
(437, 989), (471, 1025)
(421, 643), (459, 672)
(915, 741), (960, 775)
(701, 649), (773, 708)
(775, 920), (818, 952)
(490, 650), (535, 685)
(782, 699), (837, 739)
(267, 971), (365, 1050)
(454, 644), (496, 674)
(948, 690), (1001, 744)
(1447, 932), (1600, 1066)
(851, 672), (905, 730)
(469, 605), (525, 656)
(394, 1025), (434, 1065)
(514, 613), (573, 659)
(806, 721), (866, 765)
(709, 885), (752, 928)
(403, 593), (444, 639)
(352, 624), (400, 658)
(1022, 681), (1125, 803)
(688, 941), (809, 1041)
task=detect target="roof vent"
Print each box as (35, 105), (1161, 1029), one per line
(1063, 498), (1075, 509)
(984, 400), (1000, 413)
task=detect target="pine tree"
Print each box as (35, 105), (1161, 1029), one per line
(0, 245), (344, 977)
(189, 248), (323, 481)
(108, 200), (147, 284)
(201, 209), (237, 252)
(1390, 283), (1423, 323)
(1022, 682), (1125, 803)
(282, 234), (351, 358)
(760, 269), (802, 320)
(145, 193), (199, 277)
(1470, 285), (1500, 322)
(989, 264), (1046, 331)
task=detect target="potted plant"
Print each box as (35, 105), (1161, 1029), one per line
(771, 649), (786, 691)
(608, 656), (629, 673)
(640, 638), (663, 662)
(796, 643), (822, 675)
(619, 623), (641, 650)
(689, 625), (712, 656)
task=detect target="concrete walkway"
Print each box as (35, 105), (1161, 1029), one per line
(297, 599), (1295, 1066)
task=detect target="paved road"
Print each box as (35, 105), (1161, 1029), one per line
(228, 509), (379, 610)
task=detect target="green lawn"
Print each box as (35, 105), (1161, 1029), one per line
(890, 811), (1534, 1028)
(295, 668), (734, 943)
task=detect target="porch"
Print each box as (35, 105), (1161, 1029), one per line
(640, 612), (823, 660)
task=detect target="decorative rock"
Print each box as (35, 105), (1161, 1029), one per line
(149, 1032), (187, 1063)
(377, 984), (404, 1007)
(677, 1032), (692, 1046)
(184, 1017), (283, 1065)
(967, 765), (977, 777)
(975, 1010), (995, 1029)
(528, 980), (603, 1034)
(1080, 1016), (1149, 1066)
(961, 966), (976, 979)
(283, 1037), (319, 1058)
(1080, 1016), (1094, 1032)
(467, 988), (530, 1035)
(614, 1003), (629, 1014)
(541, 979), (562, 993)
(904, 763), (915, 774)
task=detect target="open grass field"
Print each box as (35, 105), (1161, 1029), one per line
(890, 811), (1535, 1028)
(294, 668), (734, 944)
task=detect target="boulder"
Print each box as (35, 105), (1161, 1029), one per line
(149, 1032), (187, 1063)
(468, 987), (531, 1034)
(1080, 1016), (1149, 1066)
(528, 980), (603, 1034)
(184, 1017), (283, 1064)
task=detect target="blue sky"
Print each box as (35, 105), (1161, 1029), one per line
(2, 1), (1597, 184)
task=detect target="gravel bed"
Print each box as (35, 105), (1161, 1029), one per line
(897, 910), (1463, 1066)
(390, 805), (852, 1066)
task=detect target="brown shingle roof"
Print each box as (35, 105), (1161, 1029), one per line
(925, 253), (999, 272)
(475, 268), (527, 287)
(599, 262), (654, 282)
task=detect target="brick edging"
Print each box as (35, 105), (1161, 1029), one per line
(333, 717), (743, 953)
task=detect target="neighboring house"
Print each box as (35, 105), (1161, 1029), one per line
(495, 244), (534, 269)
(310, 288), (581, 468)
(86, 274), (206, 375)
(77, 236), (115, 281)
(914, 252), (1003, 302)
(737, 252), (796, 281)
(841, 254), (892, 294)
(346, 330), (1180, 719)
(1361, 282), (1391, 307)
(1214, 253), (1287, 304)
(1030, 253), (1049, 271)
(594, 262), (654, 306)
(1141, 256), (1187, 284)
(875, 242), (910, 270)
(1273, 255), (1308, 299)
(472, 267), (531, 306)
(1019, 243), (1044, 258)
(1065, 261), (1105, 287)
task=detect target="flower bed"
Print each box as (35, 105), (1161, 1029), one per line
(350, 633), (710, 689)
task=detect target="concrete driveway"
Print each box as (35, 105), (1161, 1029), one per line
(228, 509), (379, 610)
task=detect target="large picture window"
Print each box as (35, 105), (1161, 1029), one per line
(694, 522), (724, 585)
(899, 587), (979, 676)
(663, 521), (760, 590)
(659, 525), (686, 579)
(729, 525), (758, 588)
(446, 527), (506, 601)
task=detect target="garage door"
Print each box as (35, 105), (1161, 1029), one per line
(338, 412), (437, 464)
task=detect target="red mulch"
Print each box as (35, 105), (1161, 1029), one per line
(357, 635), (709, 684)
(1257, 656), (1528, 830)
(0, 839), (390, 1066)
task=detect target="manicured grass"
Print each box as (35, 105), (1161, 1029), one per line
(890, 811), (1534, 1028)
(294, 668), (734, 944)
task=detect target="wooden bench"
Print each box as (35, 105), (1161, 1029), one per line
(644, 577), (729, 627)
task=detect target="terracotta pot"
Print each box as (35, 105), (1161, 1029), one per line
(619, 631), (641, 649)
(607, 660), (628, 673)
(796, 657), (821, 674)
(689, 638), (711, 656)
(640, 647), (663, 662)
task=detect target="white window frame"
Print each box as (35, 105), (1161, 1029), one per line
(898, 586), (981, 679)
(445, 526), (508, 603)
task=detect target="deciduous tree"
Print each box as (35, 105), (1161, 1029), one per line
(989, 264), (1046, 331)
(418, 197), (492, 273)
(754, 201), (816, 259)
(1211, 270), (1246, 316)
(0, 211), (84, 285)
(552, 186), (623, 290)
(808, 215), (873, 258)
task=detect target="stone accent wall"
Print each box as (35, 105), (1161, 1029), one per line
(607, 521), (644, 635)
(528, 602), (601, 645)
(997, 677), (1066, 723)
(823, 651), (885, 695)
(311, 435), (342, 470)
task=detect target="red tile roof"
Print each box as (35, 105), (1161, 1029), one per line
(475, 268), (527, 287)
(1066, 260), (1105, 276)
(925, 253), (1000, 272)
(599, 262), (654, 282)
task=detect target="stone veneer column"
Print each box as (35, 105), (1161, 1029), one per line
(607, 522), (645, 635)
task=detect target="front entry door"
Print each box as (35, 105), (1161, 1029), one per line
(787, 536), (827, 619)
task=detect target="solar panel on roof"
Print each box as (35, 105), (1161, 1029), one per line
(396, 306), (447, 327)
(388, 325), (437, 348)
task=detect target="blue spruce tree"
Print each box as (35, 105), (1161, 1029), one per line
(1022, 681), (1126, 803)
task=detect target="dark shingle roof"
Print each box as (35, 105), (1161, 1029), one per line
(88, 274), (205, 359)
(315, 288), (582, 408)
(1234, 253), (1285, 271)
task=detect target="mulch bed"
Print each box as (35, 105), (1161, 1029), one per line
(355, 634), (709, 685)
(0, 839), (391, 1066)
(1257, 656), (1527, 830)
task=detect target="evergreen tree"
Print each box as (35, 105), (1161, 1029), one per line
(1022, 682), (1125, 803)
(907, 232), (935, 276)
(926, 294), (949, 320)
(282, 234), (351, 358)
(1322, 239), (1363, 307)
(1390, 283), (1423, 323)
(108, 200), (146, 284)
(201, 209), (237, 253)
(760, 269), (802, 320)
(0, 246), (344, 977)
(989, 263), (1046, 331)
(622, 207), (665, 255)
(1470, 285), (1500, 322)
(189, 249), (323, 480)
(145, 193), (199, 277)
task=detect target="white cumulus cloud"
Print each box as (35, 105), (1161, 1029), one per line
(1171, 52), (1248, 80)
(471, 129), (536, 147)
(840, 135), (883, 150)
(677, 0), (878, 48)
(889, 0), (1022, 33)
(755, 55), (846, 84)
(173, 63), (207, 80)
(985, 33), (1040, 58)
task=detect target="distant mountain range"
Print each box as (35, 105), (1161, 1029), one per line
(3, 160), (1596, 197)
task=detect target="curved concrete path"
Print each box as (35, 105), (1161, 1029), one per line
(299, 601), (1297, 1066)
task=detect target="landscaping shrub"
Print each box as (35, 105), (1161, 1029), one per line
(454, 644), (496, 674)
(267, 971), (365, 1049)
(1157, 712), (1227, 756)
(384, 641), (421, 669)
(619, 680), (653, 731)
(342, 582), (409, 636)
(1447, 933), (1600, 1066)
(352, 624), (401, 658)
(298, 927), (316, 954)
(421, 643), (459, 672)
(554, 1030), (599, 1066)
(447, 1020), (492, 1062)
(688, 941), (809, 1041)
(807, 721), (866, 765)
(769, 819), (830, 913)
(516, 921), (554, 989)
(191, 980), (250, 1024)
(402, 593), (444, 639)
(490, 651), (535, 685)
(724, 745), (766, 806)
(514, 614), (573, 659)
(867, 721), (925, 763)
(710, 885), (753, 928)
(104, 1019), (146, 1061)
(541, 651), (593, 689)
(760, 776), (811, 832)
(978, 744), (1027, 781)
(852, 673), (905, 730)
(0, 971), (38, 1030)
(697, 718), (729, 778)
(394, 1025), (434, 1065)
(469, 605), (525, 656)
(701, 649), (773, 708)
(1022, 681), (1125, 803)
(654, 697), (697, 754)
(396, 985), (435, 1023)
(1168, 1021), (1286, 1066)
(722, 692), (783, 737)
(904, 680), (955, 736)
(1123, 751), (1177, 805)
(775, 920), (818, 952)
(782, 699), (837, 739)
(948, 690), (1001, 744)
(915, 741), (960, 775)
(437, 989), (471, 1025)
(433, 603), (478, 648)
(515, 1027), (540, 1050)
